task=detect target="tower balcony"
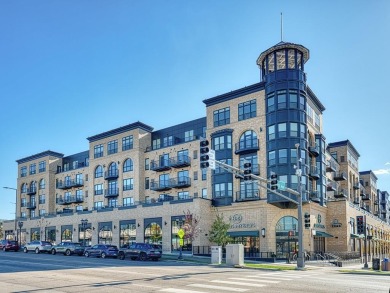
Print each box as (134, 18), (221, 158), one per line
(361, 194), (371, 201)
(104, 169), (119, 180)
(326, 159), (337, 172)
(26, 187), (36, 195)
(150, 159), (172, 172)
(234, 139), (259, 155)
(235, 190), (260, 202)
(26, 201), (36, 209)
(171, 177), (191, 189)
(104, 188), (119, 198)
(327, 181), (338, 191)
(57, 179), (84, 190)
(57, 195), (84, 205)
(308, 165), (320, 180)
(353, 181), (360, 190)
(309, 190), (320, 202)
(308, 144), (320, 157)
(171, 155), (191, 168)
(334, 189), (348, 199)
(333, 172), (347, 181)
(150, 180), (173, 191)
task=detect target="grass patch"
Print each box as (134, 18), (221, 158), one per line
(245, 263), (296, 270)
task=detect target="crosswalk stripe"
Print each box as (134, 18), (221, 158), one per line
(229, 277), (280, 284)
(188, 283), (249, 292)
(244, 275), (293, 281)
(211, 280), (266, 287)
(159, 288), (207, 293)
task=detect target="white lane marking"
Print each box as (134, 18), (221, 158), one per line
(210, 280), (266, 287)
(159, 288), (208, 293)
(188, 283), (249, 291)
(244, 275), (293, 281)
(229, 277), (280, 284)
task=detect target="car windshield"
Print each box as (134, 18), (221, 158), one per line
(108, 246), (118, 250)
(42, 241), (52, 245)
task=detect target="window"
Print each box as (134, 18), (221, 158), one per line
(340, 156), (345, 163)
(291, 149), (297, 163)
(123, 159), (133, 172)
(122, 135), (133, 151)
(21, 198), (27, 207)
(289, 90), (298, 108)
(300, 94), (305, 110)
(95, 166), (103, 178)
(39, 161), (46, 172)
(288, 49), (295, 69)
(22, 183), (27, 193)
(123, 197), (134, 206)
(107, 140), (118, 155)
(276, 50), (285, 70)
(152, 139), (161, 149)
(213, 135), (232, 151)
(94, 144), (104, 158)
(21, 166), (27, 177)
(238, 130), (258, 150)
(214, 183), (233, 198)
(267, 93), (275, 112)
(145, 158), (150, 170)
(268, 151), (276, 166)
(63, 163), (69, 172)
(184, 130), (194, 142)
(300, 124), (306, 138)
(39, 179), (45, 189)
(76, 190), (83, 201)
(277, 90), (287, 109)
(145, 177), (149, 189)
(268, 125), (275, 140)
(21, 212), (26, 218)
(238, 100), (256, 121)
(290, 123), (298, 137)
(123, 178), (134, 191)
(202, 188), (207, 198)
(201, 168), (207, 180)
(108, 198), (118, 208)
(214, 159), (232, 174)
(178, 191), (189, 199)
(193, 150), (198, 159)
(29, 163), (36, 175)
(278, 123), (287, 138)
(94, 201), (103, 210)
(213, 107), (230, 127)
(39, 194), (45, 204)
(31, 210), (36, 218)
(163, 136), (173, 147)
(94, 184), (103, 195)
(193, 171), (198, 180)
(39, 209), (46, 216)
(76, 205), (83, 212)
(279, 149), (288, 164)
(108, 180), (118, 195)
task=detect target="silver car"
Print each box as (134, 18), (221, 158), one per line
(23, 240), (52, 254)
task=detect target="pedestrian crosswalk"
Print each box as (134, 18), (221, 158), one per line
(159, 271), (319, 293)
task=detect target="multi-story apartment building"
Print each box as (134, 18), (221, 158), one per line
(3, 40), (390, 260)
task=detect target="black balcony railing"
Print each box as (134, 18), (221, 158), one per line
(334, 172), (347, 181)
(57, 179), (84, 189)
(235, 138), (259, 155)
(104, 169), (119, 180)
(26, 201), (36, 209)
(308, 165), (320, 180)
(104, 188), (119, 197)
(309, 190), (320, 202)
(326, 159), (337, 172)
(361, 194), (371, 201)
(334, 189), (347, 199)
(171, 155), (191, 168)
(308, 144), (320, 157)
(327, 181), (338, 191)
(57, 196), (84, 205)
(150, 180), (173, 191)
(353, 181), (360, 190)
(171, 177), (191, 188)
(26, 187), (37, 195)
(150, 159), (172, 172)
(235, 190), (260, 202)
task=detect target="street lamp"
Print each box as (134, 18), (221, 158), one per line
(294, 143), (305, 270)
(3, 187), (18, 239)
(81, 219), (88, 247)
(18, 221), (23, 248)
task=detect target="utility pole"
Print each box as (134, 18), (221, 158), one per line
(295, 143), (305, 269)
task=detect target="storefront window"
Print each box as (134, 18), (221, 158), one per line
(144, 222), (162, 244)
(120, 222), (136, 247)
(275, 216), (298, 258)
(98, 224), (112, 244)
(171, 217), (192, 252)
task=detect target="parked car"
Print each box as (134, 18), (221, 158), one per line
(51, 242), (84, 256)
(118, 243), (162, 261)
(23, 241), (52, 254)
(84, 244), (118, 258)
(0, 240), (20, 252)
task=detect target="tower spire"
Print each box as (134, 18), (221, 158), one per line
(280, 12), (283, 42)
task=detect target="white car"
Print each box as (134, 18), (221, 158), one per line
(23, 240), (52, 254)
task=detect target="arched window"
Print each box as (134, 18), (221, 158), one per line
(95, 165), (103, 178)
(21, 183), (27, 193)
(123, 159), (133, 172)
(144, 222), (162, 244)
(39, 179), (45, 189)
(275, 216), (298, 258)
(108, 162), (118, 177)
(239, 130), (258, 149)
(30, 181), (36, 192)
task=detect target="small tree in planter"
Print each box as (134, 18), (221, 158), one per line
(208, 211), (232, 249)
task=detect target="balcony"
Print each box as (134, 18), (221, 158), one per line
(234, 138), (259, 155)
(326, 159), (337, 172)
(26, 187), (36, 195)
(235, 190), (260, 202)
(361, 205), (370, 212)
(104, 188), (119, 198)
(353, 198), (360, 205)
(150, 180), (173, 191)
(309, 190), (320, 202)
(57, 179), (84, 190)
(171, 155), (191, 168)
(308, 144), (320, 157)
(327, 181), (338, 191)
(158, 194), (174, 202)
(334, 189), (347, 199)
(26, 201), (36, 209)
(361, 194), (371, 201)
(374, 200), (379, 205)
(308, 165), (320, 180)
(333, 172), (347, 181)
(171, 177), (191, 189)
(104, 169), (119, 180)
(57, 196), (84, 205)
(150, 159), (172, 172)
(353, 181), (360, 190)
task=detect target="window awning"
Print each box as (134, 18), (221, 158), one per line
(350, 233), (364, 239)
(227, 231), (259, 237)
(315, 231), (334, 238)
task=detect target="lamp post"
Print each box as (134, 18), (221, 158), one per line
(3, 187), (18, 240)
(295, 143), (305, 270)
(18, 221), (23, 248)
(81, 219), (88, 247)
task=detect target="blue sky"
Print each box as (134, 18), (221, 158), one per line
(1, 1), (389, 220)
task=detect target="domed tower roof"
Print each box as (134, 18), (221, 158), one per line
(256, 41), (310, 68)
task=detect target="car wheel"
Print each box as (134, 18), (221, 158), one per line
(101, 252), (106, 259)
(139, 253), (147, 261)
(119, 253), (125, 260)
(51, 249), (56, 255)
(24, 247), (28, 253)
(85, 251), (89, 257)
(35, 248), (40, 254)
(65, 249), (71, 256)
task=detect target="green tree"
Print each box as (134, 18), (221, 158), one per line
(208, 211), (232, 247)
(0, 221), (3, 239)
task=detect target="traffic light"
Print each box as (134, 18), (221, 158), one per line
(270, 173), (278, 190)
(243, 162), (252, 181)
(357, 215), (365, 234)
(200, 140), (210, 169)
(304, 213), (311, 229)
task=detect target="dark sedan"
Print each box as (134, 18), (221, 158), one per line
(84, 244), (118, 258)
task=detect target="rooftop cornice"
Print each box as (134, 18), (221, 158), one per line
(16, 150), (64, 164)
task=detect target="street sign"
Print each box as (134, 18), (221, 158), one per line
(179, 239), (184, 246)
(178, 228), (185, 239)
(277, 180), (286, 191)
(209, 149), (216, 170)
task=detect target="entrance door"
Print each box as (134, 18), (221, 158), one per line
(313, 236), (325, 254)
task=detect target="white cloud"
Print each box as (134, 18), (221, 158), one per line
(385, 162), (390, 166)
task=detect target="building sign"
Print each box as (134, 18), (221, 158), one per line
(229, 214), (256, 229)
(313, 214), (325, 229)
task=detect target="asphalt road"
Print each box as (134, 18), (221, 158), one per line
(0, 251), (389, 293)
